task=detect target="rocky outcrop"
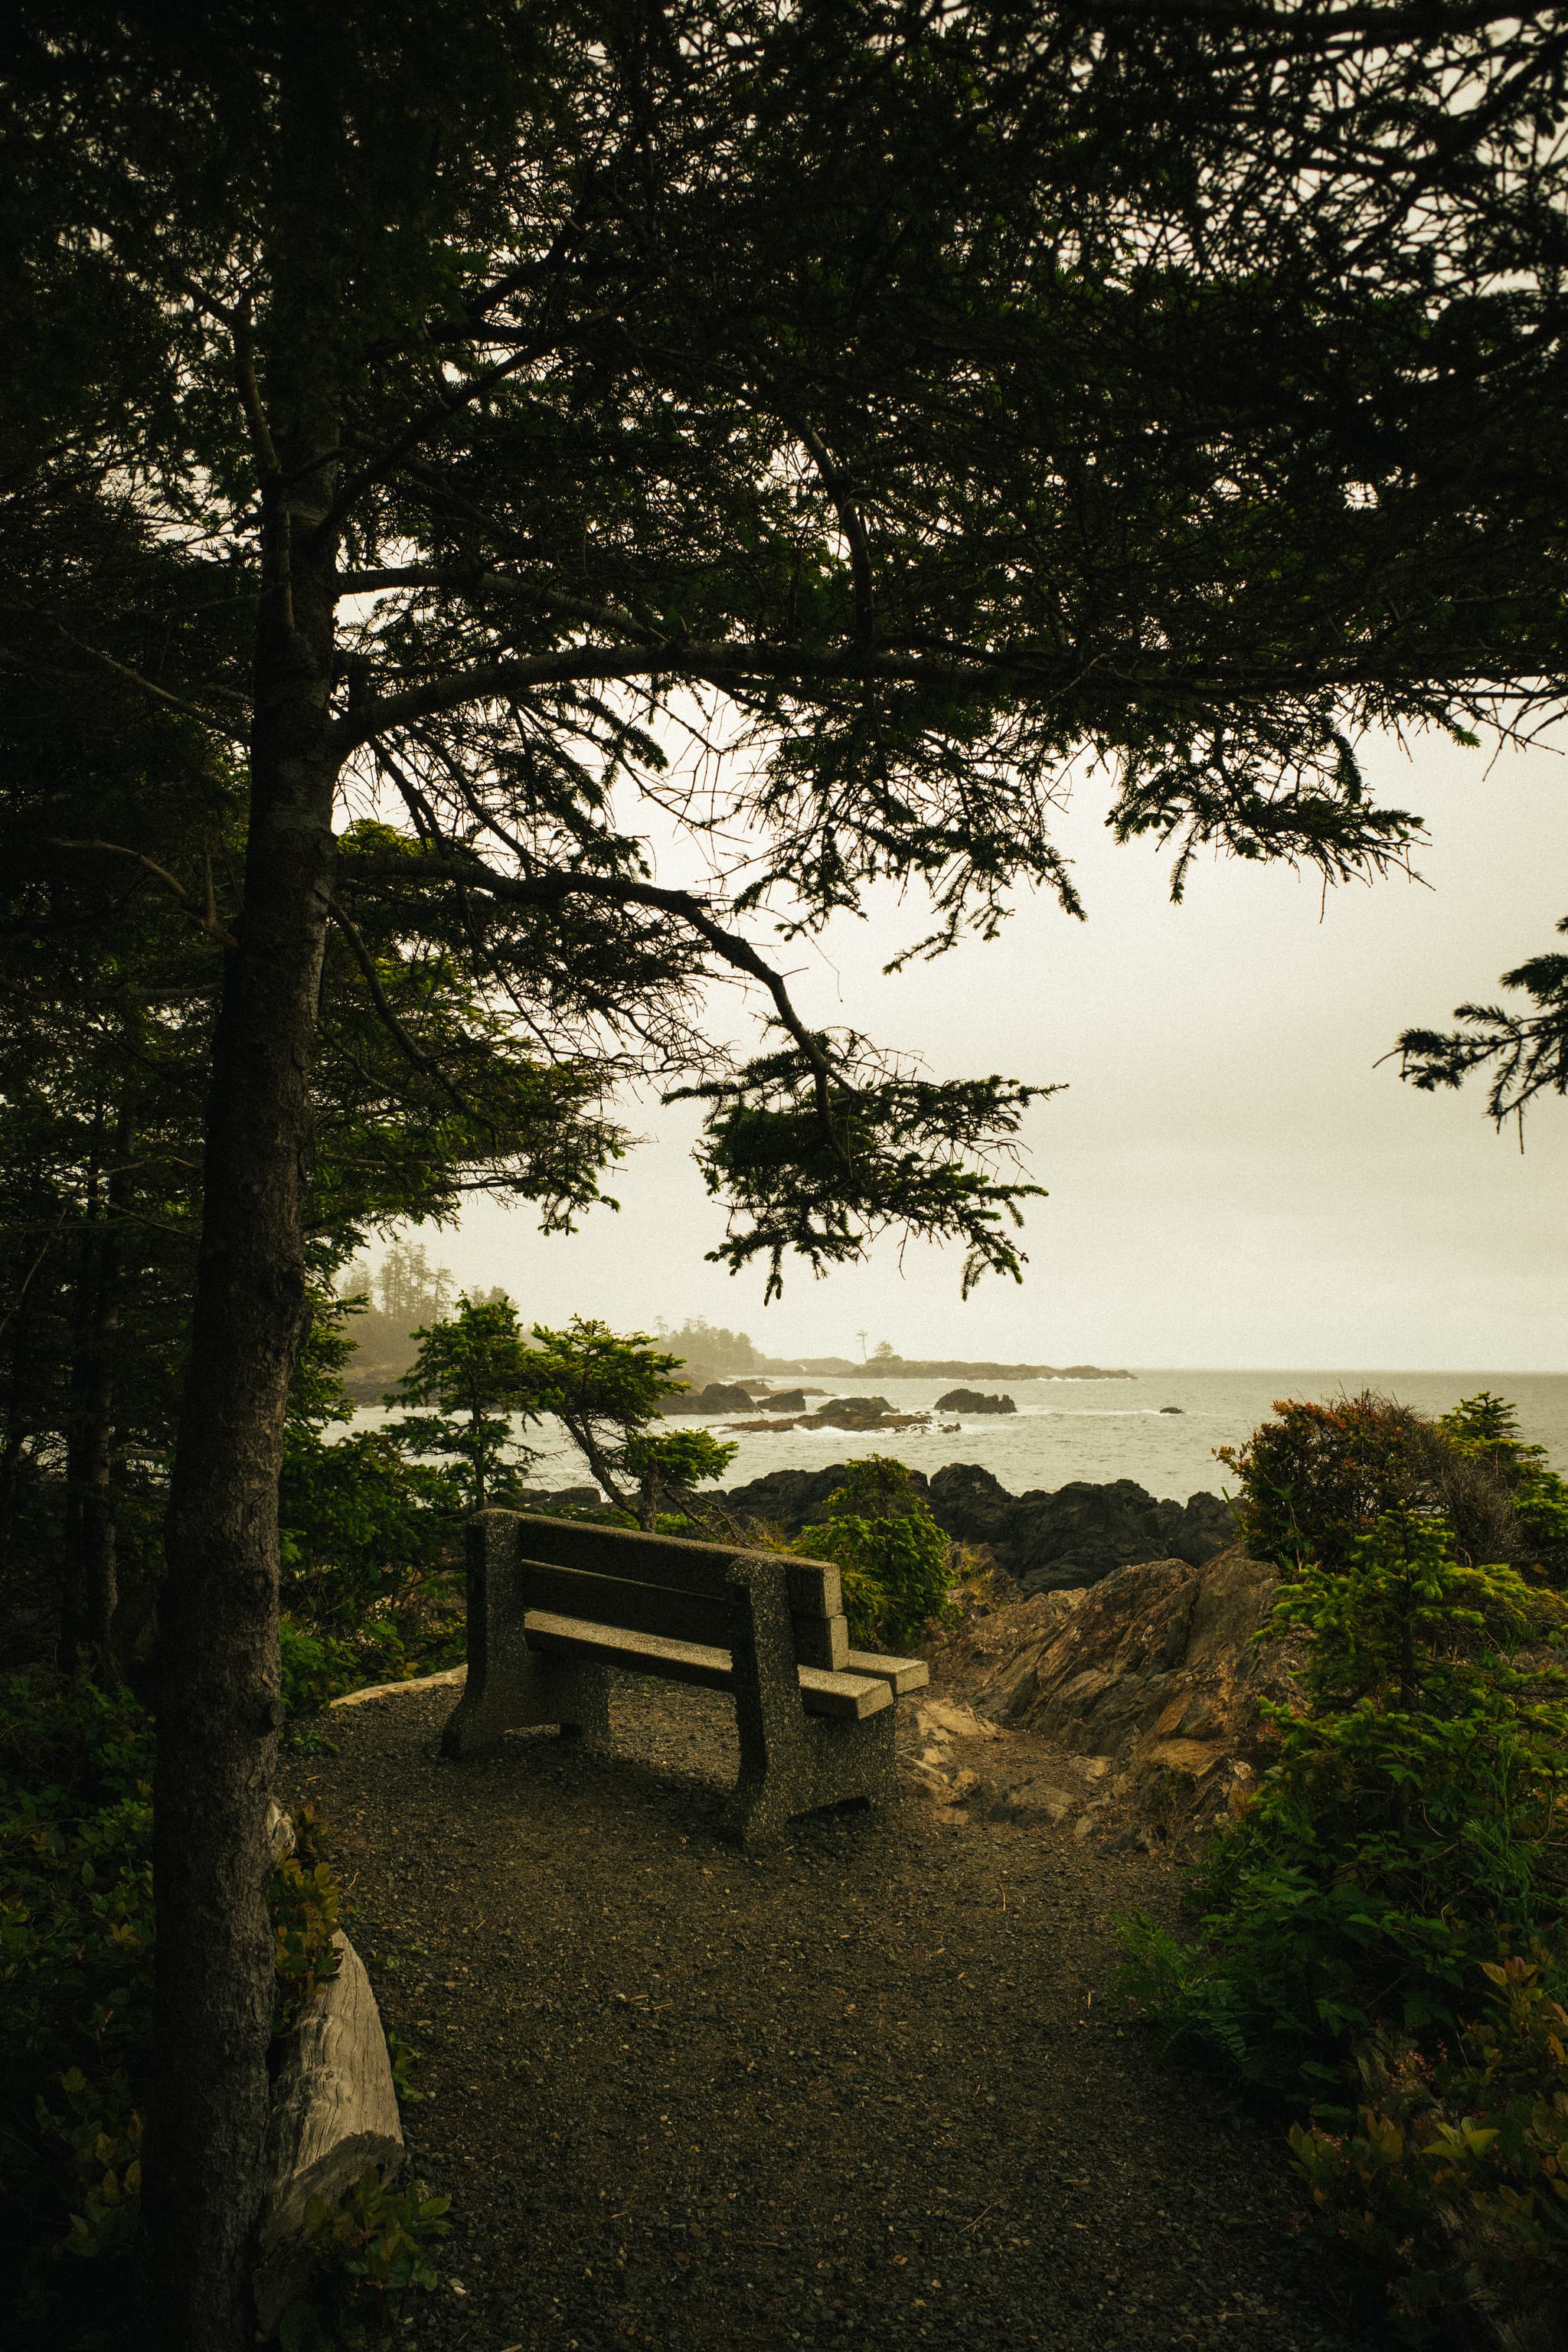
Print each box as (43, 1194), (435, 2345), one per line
(934, 1388), (1017, 1414)
(723, 1463), (859, 1528)
(720, 1462), (1235, 1593)
(939, 1547), (1288, 1830)
(921, 1552), (1288, 1844)
(805, 1394), (929, 1431)
(927, 1465), (1233, 1592)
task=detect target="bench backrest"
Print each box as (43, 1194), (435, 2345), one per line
(495, 1511), (848, 1671)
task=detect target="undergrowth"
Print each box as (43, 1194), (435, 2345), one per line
(1117, 1388), (1568, 2341)
(0, 1669), (445, 2347)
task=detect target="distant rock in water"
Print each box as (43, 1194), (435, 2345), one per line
(719, 1459), (1235, 1594)
(1158, 1405), (1184, 1415)
(758, 1388), (809, 1412)
(935, 1388), (1017, 1415)
(679, 1380), (758, 1414)
(807, 1394), (898, 1431)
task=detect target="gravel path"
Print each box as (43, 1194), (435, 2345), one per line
(283, 1679), (1387, 2352)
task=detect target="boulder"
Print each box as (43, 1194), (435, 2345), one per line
(807, 1393), (897, 1429)
(759, 1388), (809, 1411)
(722, 1463), (867, 1531)
(720, 1461), (1236, 1582)
(961, 1547), (1287, 1828)
(934, 1388), (1017, 1414)
(684, 1380), (759, 1413)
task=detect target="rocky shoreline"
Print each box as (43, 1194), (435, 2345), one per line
(718, 1462), (1236, 1595)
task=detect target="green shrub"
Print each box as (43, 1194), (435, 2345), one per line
(2, 1675), (440, 2345)
(1217, 1390), (1527, 1578)
(279, 1428), (466, 1703)
(272, 1808), (344, 2037)
(1116, 1511), (1568, 2096)
(279, 2167), (452, 2350)
(0, 1671), (155, 2344)
(1437, 1391), (1568, 1580)
(798, 1456), (959, 1649)
(1120, 1395), (1568, 2337)
(1290, 1953), (1568, 2340)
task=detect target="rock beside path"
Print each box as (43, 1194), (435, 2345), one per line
(928, 1547), (1287, 1842)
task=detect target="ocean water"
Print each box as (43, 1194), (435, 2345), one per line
(413, 1367), (1568, 1504)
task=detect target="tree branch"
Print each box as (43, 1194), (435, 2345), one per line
(338, 841), (841, 1135)
(312, 327), (609, 546)
(335, 564), (665, 644)
(24, 616), (247, 723)
(789, 418), (875, 644)
(325, 902), (482, 1122)
(45, 840), (238, 948)
(331, 634), (1553, 753)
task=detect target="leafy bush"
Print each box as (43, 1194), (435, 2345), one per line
(1, 1670), (155, 2343)
(2, 1674), (440, 2345)
(277, 1298), (466, 1711)
(279, 1428), (466, 1707)
(1217, 1390), (1530, 1579)
(279, 2167), (452, 2350)
(1116, 1511), (1568, 2095)
(1290, 1954), (1568, 2340)
(272, 1808), (344, 2036)
(1437, 1391), (1568, 1580)
(798, 1457), (959, 1648)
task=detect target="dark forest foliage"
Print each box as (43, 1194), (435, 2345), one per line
(1122, 1396), (1568, 2339)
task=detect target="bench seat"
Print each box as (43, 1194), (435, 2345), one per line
(523, 1609), (896, 1720)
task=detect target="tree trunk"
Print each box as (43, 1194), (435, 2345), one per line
(148, 459), (341, 2341)
(58, 1109), (106, 1664)
(64, 1109), (129, 1667)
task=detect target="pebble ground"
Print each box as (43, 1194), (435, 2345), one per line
(283, 1681), (1390, 2352)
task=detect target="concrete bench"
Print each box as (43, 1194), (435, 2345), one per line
(441, 1509), (929, 1844)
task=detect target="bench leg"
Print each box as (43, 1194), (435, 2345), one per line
(719, 1565), (897, 1844)
(442, 1512), (612, 1759)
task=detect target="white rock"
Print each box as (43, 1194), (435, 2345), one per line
(1006, 1779), (1076, 1821)
(253, 1933), (403, 2332)
(330, 1663), (467, 1709)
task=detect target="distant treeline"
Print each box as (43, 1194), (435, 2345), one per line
(331, 1266), (1132, 1399)
(756, 1357), (1134, 1381)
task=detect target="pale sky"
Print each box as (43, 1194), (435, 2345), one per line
(427, 724), (1568, 1370)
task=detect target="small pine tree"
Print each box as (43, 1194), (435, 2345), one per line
(385, 1294), (537, 1510)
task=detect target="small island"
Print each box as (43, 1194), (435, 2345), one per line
(935, 1387), (1017, 1415)
(760, 1354), (1133, 1381)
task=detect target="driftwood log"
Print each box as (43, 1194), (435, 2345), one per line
(252, 1929), (403, 2335)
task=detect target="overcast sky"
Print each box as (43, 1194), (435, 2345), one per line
(426, 724), (1568, 1370)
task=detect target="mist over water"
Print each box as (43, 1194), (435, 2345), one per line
(467, 1367), (1568, 1501)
